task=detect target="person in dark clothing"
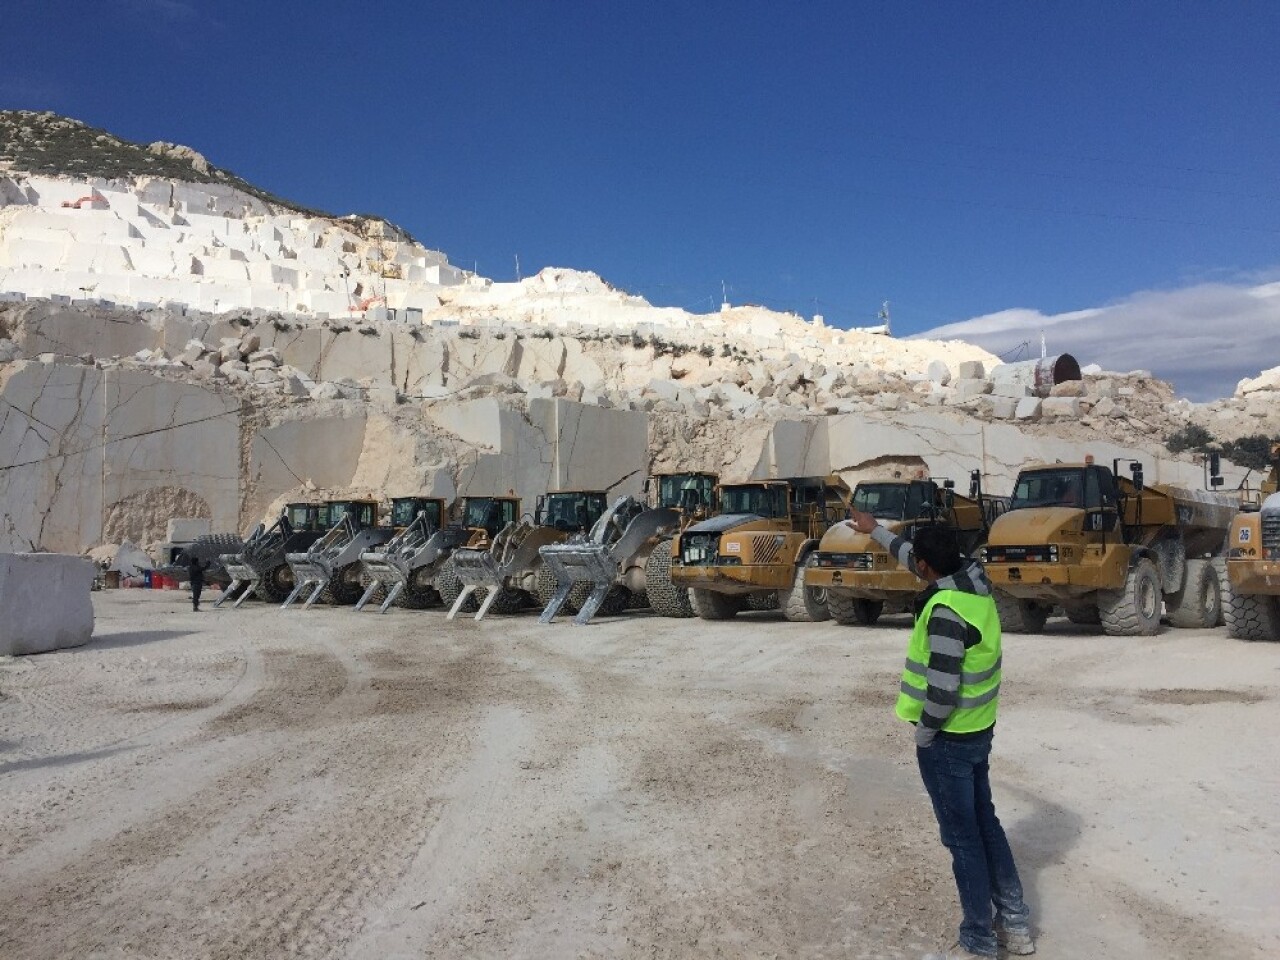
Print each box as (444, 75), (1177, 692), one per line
(187, 555), (206, 611)
(847, 510), (1034, 959)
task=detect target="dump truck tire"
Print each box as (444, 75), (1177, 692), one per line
(645, 541), (695, 618)
(995, 590), (1051, 633)
(746, 591), (780, 611)
(436, 556), (479, 613)
(828, 590), (859, 625)
(1099, 558), (1162, 636)
(534, 563), (588, 614)
(400, 567), (442, 609)
(1223, 578), (1280, 642)
(1064, 604), (1102, 625)
(1166, 558), (1222, 629)
(691, 588), (742, 620)
(322, 562), (365, 605)
(257, 562), (294, 603)
(781, 561), (831, 623)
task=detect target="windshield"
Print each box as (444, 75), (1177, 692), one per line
(391, 499), (442, 529)
(658, 474), (716, 512)
(852, 484), (909, 520)
(328, 501), (375, 528)
(538, 493), (608, 531)
(286, 504), (314, 528)
(1009, 469), (1085, 511)
(719, 485), (788, 518)
(463, 498), (515, 533)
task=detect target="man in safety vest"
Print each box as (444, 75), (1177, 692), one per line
(848, 509), (1034, 959)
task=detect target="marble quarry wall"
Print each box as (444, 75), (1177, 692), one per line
(0, 351), (1231, 555)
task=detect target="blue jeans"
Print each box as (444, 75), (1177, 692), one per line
(916, 727), (1030, 957)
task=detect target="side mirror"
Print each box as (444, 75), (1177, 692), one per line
(1209, 451), (1221, 477)
(969, 469), (980, 499)
(1130, 462), (1144, 491)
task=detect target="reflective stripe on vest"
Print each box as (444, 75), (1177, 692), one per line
(895, 589), (1001, 733)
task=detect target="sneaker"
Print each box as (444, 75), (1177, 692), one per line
(996, 926), (1036, 956)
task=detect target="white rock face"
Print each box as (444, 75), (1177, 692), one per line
(1237, 366), (1280, 396)
(0, 552), (94, 655)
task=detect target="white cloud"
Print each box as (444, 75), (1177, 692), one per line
(913, 278), (1280, 401)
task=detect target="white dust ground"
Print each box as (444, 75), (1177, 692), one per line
(0, 591), (1276, 959)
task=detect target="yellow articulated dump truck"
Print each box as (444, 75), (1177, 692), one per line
(669, 475), (852, 621)
(980, 458), (1237, 635)
(1224, 444), (1280, 641)
(806, 472), (1005, 625)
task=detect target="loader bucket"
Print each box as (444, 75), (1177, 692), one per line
(537, 542), (619, 624)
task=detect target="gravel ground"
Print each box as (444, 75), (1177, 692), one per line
(0, 590), (1276, 959)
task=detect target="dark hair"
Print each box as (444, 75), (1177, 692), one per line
(912, 525), (963, 577)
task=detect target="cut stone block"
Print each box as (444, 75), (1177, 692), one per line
(952, 378), (992, 399)
(0, 553), (94, 655)
(957, 360), (985, 379)
(1014, 397), (1043, 421)
(1042, 397), (1082, 418)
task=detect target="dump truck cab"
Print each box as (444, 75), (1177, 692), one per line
(1224, 444), (1280, 641)
(807, 473), (998, 625)
(983, 459), (1236, 635)
(641, 472), (721, 618)
(670, 475), (851, 621)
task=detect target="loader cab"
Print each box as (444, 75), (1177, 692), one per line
(390, 497), (445, 531)
(325, 499), (377, 530)
(650, 472), (718, 516)
(285, 502), (326, 531)
(535, 491), (609, 533)
(459, 496), (520, 537)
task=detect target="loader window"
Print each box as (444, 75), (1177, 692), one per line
(853, 483), (910, 520)
(1009, 469), (1086, 511)
(463, 498), (513, 535)
(720, 485), (788, 518)
(539, 493), (605, 532)
(286, 504), (313, 528)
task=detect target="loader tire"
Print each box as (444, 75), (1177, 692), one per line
(1098, 558), (1162, 636)
(597, 585), (631, 617)
(486, 586), (527, 616)
(322, 562), (365, 605)
(1223, 577), (1280, 642)
(257, 563), (294, 603)
(691, 588), (743, 620)
(780, 559), (831, 623)
(358, 569), (387, 605)
(399, 566), (442, 609)
(534, 562), (588, 614)
(1165, 558), (1222, 629)
(1064, 604), (1102, 626)
(437, 556), (479, 613)
(828, 591), (883, 626)
(994, 590), (1051, 633)
(645, 540), (695, 618)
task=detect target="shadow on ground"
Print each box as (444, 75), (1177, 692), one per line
(86, 629), (196, 651)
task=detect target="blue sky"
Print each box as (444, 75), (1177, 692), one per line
(3, 1), (1279, 397)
